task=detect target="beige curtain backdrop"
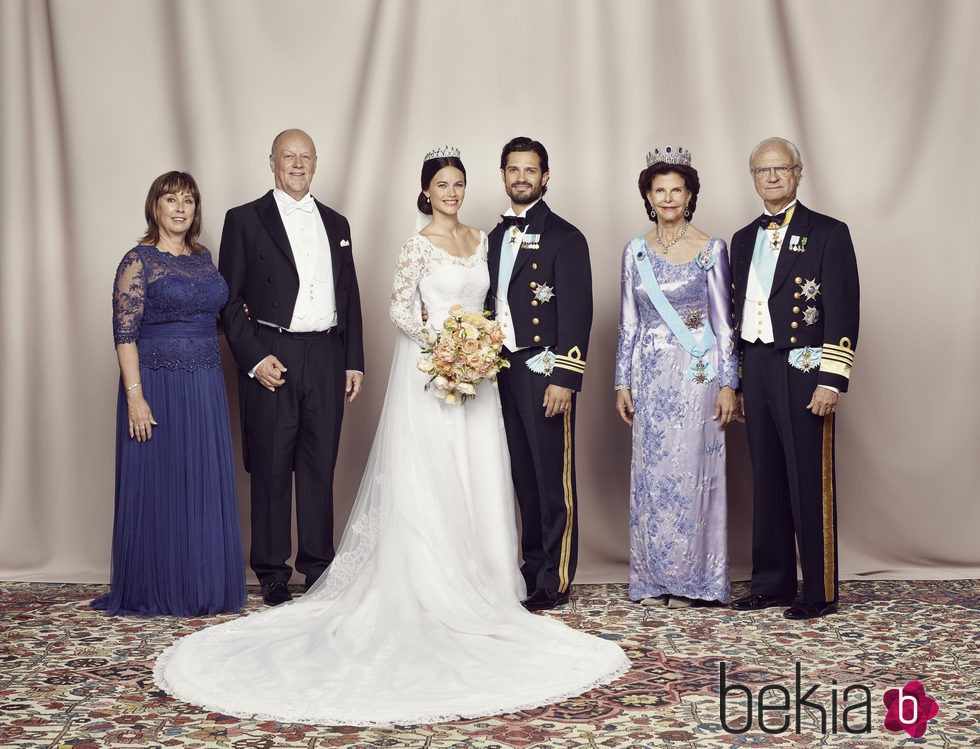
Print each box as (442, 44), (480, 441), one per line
(2, 0), (978, 583)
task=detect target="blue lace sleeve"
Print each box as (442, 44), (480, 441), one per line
(113, 248), (145, 346)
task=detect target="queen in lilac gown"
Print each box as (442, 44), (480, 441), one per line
(614, 150), (738, 605)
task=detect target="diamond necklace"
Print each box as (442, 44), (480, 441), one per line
(655, 221), (689, 254)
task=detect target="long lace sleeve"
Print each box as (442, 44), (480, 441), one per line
(389, 235), (429, 345)
(614, 243), (638, 389)
(706, 238), (739, 389)
(113, 248), (146, 345)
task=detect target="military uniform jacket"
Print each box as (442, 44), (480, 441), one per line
(487, 200), (593, 391)
(218, 190), (365, 374)
(731, 201), (859, 392)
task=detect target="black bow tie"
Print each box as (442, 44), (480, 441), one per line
(759, 211), (787, 230)
(501, 215), (528, 231)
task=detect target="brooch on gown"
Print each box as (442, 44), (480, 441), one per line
(683, 310), (704, 329)
(695, 245), (716, 270)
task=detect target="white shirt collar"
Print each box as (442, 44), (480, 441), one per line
(764, 199), (798, 217)
(273, 188), (313, 208)
(503, 198), (542, 219)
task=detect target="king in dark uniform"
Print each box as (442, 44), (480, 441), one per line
(729, 137), (860, 620)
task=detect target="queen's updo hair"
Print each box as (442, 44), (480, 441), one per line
(417, 156), (467, 214)
(638, 162), (700, 223)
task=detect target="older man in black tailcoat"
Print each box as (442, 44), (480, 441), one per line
(219, 129), (364, 606)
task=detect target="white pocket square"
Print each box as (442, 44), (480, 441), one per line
(340, 239), (350, 247)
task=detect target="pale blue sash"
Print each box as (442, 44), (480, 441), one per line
(630, 238), (716, 383)
(750, 227), (777, 293)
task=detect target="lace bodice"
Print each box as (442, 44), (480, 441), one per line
(389, 233), (490, 344)
(112, 245), (227, 370)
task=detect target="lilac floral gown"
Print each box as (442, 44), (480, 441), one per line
(93, 245), (246, 616)
(615, 237), (738, 603)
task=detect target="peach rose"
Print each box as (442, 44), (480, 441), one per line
(461, 311), (486, 328)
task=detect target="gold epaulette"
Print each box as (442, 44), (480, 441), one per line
(555, 346), (586, 374)
(819, 338), (855, 379)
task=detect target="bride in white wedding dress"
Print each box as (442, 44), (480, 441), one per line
(153, 148), (629, 726)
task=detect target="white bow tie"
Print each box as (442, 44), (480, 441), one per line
(284, 195), (315, 216)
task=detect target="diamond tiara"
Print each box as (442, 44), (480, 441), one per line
(424, 145), (461, 161)
(646, 146), (692, 167)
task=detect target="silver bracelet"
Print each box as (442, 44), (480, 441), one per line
(125, 381), (141, 392)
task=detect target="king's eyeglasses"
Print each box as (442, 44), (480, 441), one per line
(751, 165), (799, 177)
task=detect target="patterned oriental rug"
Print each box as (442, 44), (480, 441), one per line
(0, 580), (977, 748)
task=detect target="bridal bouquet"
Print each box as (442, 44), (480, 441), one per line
(418, 305), (510, 405)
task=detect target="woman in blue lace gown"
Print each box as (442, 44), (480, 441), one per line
(614, 148), (739, 608)
(93, 172), (246, 616)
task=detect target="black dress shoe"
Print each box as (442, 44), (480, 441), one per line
(261, 581), (293, 606)
(522, 588), (570, 611)
(730, 593), (795, 611)
(783, 600), (838, 620)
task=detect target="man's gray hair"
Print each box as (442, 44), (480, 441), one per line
(749, 137), (802, 170)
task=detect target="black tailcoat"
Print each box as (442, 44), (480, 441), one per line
(218, 190), (364, 587)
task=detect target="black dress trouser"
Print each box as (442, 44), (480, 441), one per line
(240, 324), (345, 587)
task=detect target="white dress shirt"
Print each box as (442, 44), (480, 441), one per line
(250, 189), (339, 376)
(272, 188), (337, 332)
(497, 199), (540, 352)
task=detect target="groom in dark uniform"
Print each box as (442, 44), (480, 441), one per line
(488, 136), (593, 611)
(219, 129), (364, 606)
(730, 137), (859, 620)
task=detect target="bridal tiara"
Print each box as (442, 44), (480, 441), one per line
(646, 146), (692, 167)
(424, 145), (461, 161)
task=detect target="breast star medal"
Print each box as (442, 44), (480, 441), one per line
(799, 278), (821, 300)
(803, 306), (820, 326)
(532, 283), (555, 303)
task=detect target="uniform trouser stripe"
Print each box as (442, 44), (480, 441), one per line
(557, 408), (574, 593)
(821, 414), (836, 602)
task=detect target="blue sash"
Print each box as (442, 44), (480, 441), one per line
(750, 227), (777, 294)
(629, 238), (716, 383)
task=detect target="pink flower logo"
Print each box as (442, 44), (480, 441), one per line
(883, 681), (939, 738)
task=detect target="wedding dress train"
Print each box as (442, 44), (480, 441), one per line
(154, 232), (629, 725)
